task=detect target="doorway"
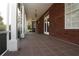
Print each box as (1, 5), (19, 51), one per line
(32, 20), (36, 32)
(44, 15), (49, 35)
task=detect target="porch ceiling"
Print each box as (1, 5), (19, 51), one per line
(24, 3), (52, 21)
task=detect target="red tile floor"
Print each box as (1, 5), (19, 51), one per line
(4, 32), (79, 56)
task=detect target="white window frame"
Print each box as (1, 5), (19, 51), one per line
(65, 3), (79, 29)
(44, 15), (49, 35)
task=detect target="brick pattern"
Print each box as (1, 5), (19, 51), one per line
(36, 3), (79, 45)
(36, 16), (44, 34)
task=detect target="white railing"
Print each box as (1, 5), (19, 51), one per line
(0, 31), (11, 34)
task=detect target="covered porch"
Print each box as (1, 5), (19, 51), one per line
(4, 32), (79, 56)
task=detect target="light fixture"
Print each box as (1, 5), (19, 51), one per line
(35, 9), (37, 18)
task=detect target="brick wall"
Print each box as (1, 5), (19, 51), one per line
(36, 3), (79, 45)
(36, 16), (44, 33)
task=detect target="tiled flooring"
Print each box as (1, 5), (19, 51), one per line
(4, 32), (79, 56)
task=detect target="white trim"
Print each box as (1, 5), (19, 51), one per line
(44, 15), (49, 35)
(64, 3), (66, 29)
(21, 4), (25, 38)
(65, 3), (79, 29)
(44, 32), (49, 35)
(0, 31), (11, 34)
(0, 50), (8, 56)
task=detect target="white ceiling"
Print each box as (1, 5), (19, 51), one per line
(24, 3), (52, 21)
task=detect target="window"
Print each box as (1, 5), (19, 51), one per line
(65, 3), (79, 29)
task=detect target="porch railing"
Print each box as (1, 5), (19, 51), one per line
(0, 31), (7, 55)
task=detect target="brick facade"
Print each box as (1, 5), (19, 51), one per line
(36, 3), (79, 45)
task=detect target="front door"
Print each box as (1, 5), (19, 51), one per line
(44, 15), (50, 35)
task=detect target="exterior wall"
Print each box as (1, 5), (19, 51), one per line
(36, 16), (44, 33)
(36, 3), (79, 45)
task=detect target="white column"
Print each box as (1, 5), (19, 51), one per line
(8, 3), (18, 51)
(21, 4), (25, 38)
(25, 14), (28, 33)
(7, 3), (9, 50)
(24, 14), (25, 35)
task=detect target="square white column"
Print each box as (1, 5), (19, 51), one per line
(24, 15), (28, 33)
(21, 4), (25, 38)
(7, 3), (18, 51)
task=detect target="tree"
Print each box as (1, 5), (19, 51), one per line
(0, 16), (6, 31)
(0, 16), (3, 22)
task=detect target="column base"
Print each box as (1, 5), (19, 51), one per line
(21, 34), (25, 38)
(7, 39), (18, 51)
